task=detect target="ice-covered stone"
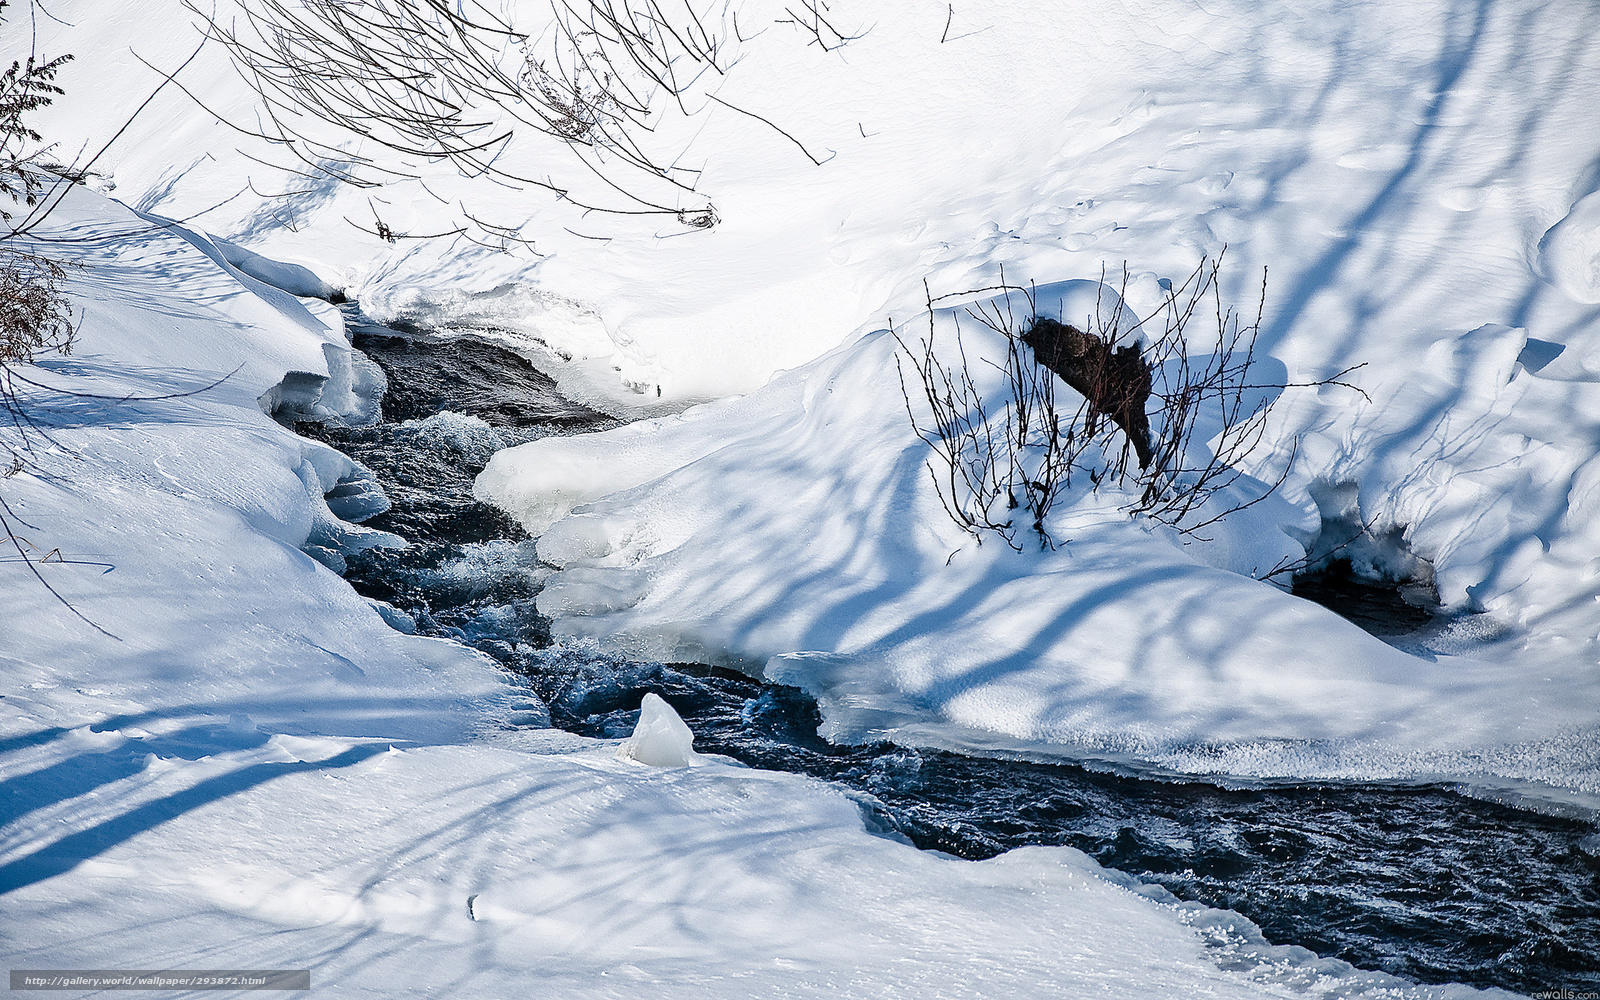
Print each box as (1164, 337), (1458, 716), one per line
(620, 693), (696, 767)
(369, 600), (418, 634)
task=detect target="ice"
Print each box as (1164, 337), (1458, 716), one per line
(619, 693), (698, 768)
(321, 469), (390, 523)
(1299, 480), (1436, 589)
(369, 600), (418, 635)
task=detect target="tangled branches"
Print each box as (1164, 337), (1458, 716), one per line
(894, 256), (1364, 550)
(893, 279), (1076, 550)
(1, 0), (75, 481)
(0, 30), (70, 226)
(0, 248), (71, 368)
(192, 0), (857, 242)
(775, 0), (868, 51)
(191, 0), (550, 190)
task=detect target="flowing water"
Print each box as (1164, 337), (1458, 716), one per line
(300, 308), (1600, 995)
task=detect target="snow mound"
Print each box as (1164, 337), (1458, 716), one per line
(1539, 190), (1600, 303)
(479, 285), (1600, 806)
(213, 235), (339, 300)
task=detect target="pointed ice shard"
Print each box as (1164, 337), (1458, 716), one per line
(620, 693), (697, 767)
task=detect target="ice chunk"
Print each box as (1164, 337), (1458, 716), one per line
(324, 470), (391, 523)
(369, 600), (418, 634)
(303, 545), (347, 574)
(619, 693), (696, 767)
(1580, 832), (1600, 859)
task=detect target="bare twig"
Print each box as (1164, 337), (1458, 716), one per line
(189, 0), (857, 241)
(895, 255), (1367, 548)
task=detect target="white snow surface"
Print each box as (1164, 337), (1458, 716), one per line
(0, 187), (1501, 997)
(481, 298), (1600, 805)
(446, 0), (1600, 805)
(15, 0), (1600, 799)
(1, 0), (1595, 986)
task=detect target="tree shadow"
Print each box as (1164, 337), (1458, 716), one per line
(0, 743), (389, 897)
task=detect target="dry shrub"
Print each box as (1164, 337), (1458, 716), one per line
(0, 248), (73, 366)
(894, 256), (1363, 550)
(190, 0), (863, 244)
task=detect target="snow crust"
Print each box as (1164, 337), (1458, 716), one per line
(0, 187), (1502, 997)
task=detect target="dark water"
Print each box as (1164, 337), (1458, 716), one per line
(300, 311), (1600, 995)
(1291, 562), (1436, 637)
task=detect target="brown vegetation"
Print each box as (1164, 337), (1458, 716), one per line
(894, 255), (1364, 550)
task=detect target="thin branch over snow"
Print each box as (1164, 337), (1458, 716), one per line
(894, 255), (1367, 549)
(188, 0), (863, 243)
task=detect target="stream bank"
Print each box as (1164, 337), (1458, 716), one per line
(297, 305), (1600, 994)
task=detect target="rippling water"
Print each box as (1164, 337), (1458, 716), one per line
(300, 311), (1600, 994)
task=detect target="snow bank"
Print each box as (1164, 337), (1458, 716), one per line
(1, 186), (1497, 998)
(0, 185), (497, 743)
(24, 0), (1592, 413)
(26, 0), (1600, 720)
(456, 0), (1600, 805)
(481, 283), (1600, 805)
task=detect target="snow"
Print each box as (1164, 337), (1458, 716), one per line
(1, 187), (498, 745)
(14, 0), (1595, 801)
(19, 0), (1600, 412)
(4, 0), (1598, 989)
(468, 0), (1600, 807)
(482, 301), (1600, 803)
(1, 184), (1503, 997)
(1539, 191), (1600, 305)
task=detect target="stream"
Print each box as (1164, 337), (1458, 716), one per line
(299, 306), (1600, 995)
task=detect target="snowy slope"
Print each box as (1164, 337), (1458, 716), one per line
(460, 0), (1600, 803)
(16, 0), (1597, 799)
(2, 186), (1504, 997)
(15, 0), (1600, 408)
(477, 294), (1600, 804)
